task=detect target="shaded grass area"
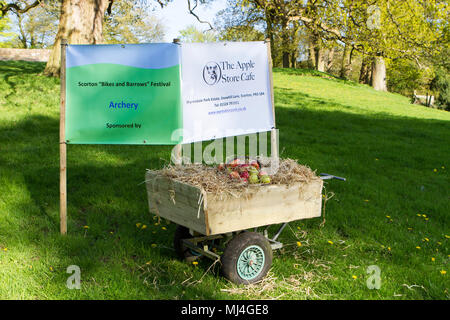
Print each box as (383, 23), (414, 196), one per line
(0, 61), (448, 299)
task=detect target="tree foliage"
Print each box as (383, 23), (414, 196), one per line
(178, 24), (217, 43)
(103, 0), (165, 44)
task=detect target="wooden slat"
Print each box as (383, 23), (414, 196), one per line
(145, 171), (208, 234)
(205, 179), (323, 235)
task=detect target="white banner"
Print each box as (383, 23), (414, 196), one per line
(181, 42), (274, 143)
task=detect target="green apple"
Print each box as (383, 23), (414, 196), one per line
(260, 175), (271, 184)
(249, 174), (259, 184)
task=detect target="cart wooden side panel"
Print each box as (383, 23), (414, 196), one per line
(206, 179), (323, 235)
(145, 170), (207, 234)
(145, 170), (323, 236)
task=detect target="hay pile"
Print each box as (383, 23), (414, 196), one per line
(270, 158), (317, 185)
(157, 158), (317, 195)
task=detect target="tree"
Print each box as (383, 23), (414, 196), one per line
(215, 0), (265, 42)
(8, 0), (58, 48)
(0, 11), (14, 46)
(218, 25), (265, 42)
(178, 24), (217, 43)
(103, 0), (165, 44)
(0, 0), (41, 16)
(0, 0), (173, 76)
(43, 0), (113, 76)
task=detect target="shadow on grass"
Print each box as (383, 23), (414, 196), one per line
(0, 84), (448, 298)
(0, 61), (47, 101)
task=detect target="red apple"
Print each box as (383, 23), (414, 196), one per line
(229, 171), (240, 179)
(250, 160), (260, 170)
(259, 170), (268, 177)
(228, 158), (240, 168)
(240, 171), (250, 180)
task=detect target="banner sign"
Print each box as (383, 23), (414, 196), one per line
(66, 43), (182, 144)
(181, 42), (274, 143)
(65, 42), (274, 145)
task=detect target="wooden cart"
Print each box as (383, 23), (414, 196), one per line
(145, 169), (343, 285)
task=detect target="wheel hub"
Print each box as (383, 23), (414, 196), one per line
(237, 245), (265, 280)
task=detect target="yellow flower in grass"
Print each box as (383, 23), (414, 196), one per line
(431, 257), (435, 262)
(386, 215), (391, 219)
(408, 227), (413, 231)
(296, 241), (302, 247)
(3, 248), (7, 252)
(161, 227), (167, 231)
(83, 225), (89, 229)
(387, 247), (391, 252)
(445, 235), (450, 239)
(440, 270), (446, 275)
(141, 225), (147, 230)
(422, 214), (427, 218)
(352, 275), (358, 280)
(49, 266), (54, 271)
(423, 238), (430, 242)
(328, 241), (334, 245)
(192, 261), (198, 265)
(136, 223), (142, 228)
(433, 168), (437, 172)
(416, 246), (421, 250)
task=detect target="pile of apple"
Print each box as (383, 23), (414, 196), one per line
(217, 158), (271, 184)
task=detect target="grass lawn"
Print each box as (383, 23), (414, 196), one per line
(0, 61), (448, 299)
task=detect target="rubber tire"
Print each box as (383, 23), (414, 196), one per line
(221, 232), (272, 285)
(173, 225), (201, 262)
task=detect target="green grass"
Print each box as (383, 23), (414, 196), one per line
(0, 61), (448, 300)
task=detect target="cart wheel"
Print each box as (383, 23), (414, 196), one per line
(173, 225), (201, 262)
(221, 232), (272, 285)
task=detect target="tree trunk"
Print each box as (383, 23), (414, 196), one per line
(371, 55), (387, 91)
(44, 0), (110, 77)
(326, 47), (335, 73)
(308, 41), (316, 69)
(17, 14), (28, 48)
(339, 44), (352, 79)
(308, 32), (325, 72)
(290, 51), (297, 68)
(359, 55), (372, 85)
(265, 10), (276, 67)
(281, 17), (290, 68)
(282, 52), (290, 68)
(315, 47), (325, 72)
